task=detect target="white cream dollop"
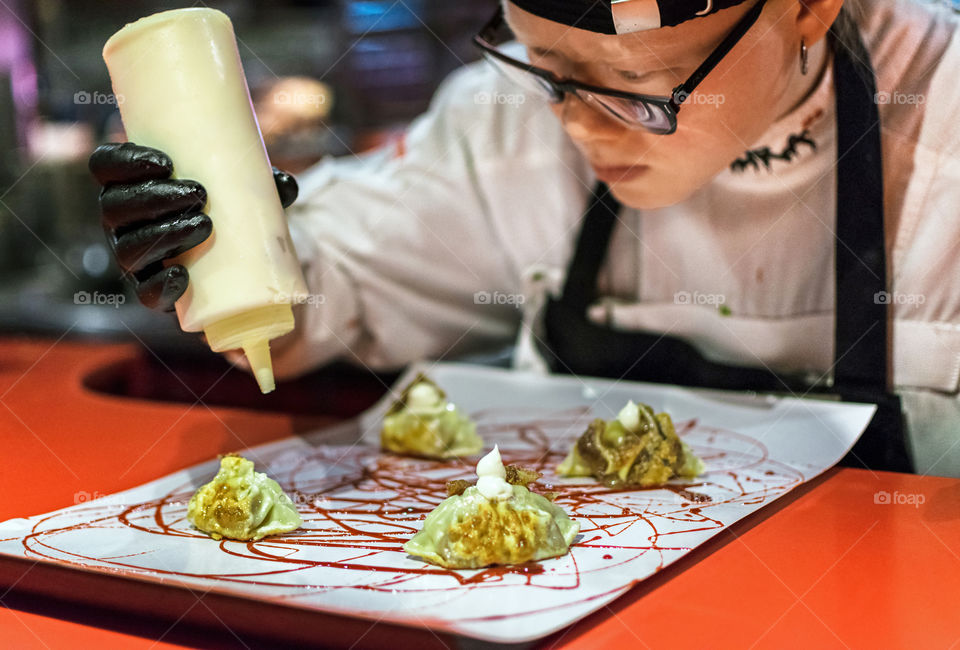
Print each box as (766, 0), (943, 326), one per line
(617, 400), (641, 432)
(476, 445), (513, 501)
(406, 382), (443, 414)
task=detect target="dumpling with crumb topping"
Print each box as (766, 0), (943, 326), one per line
(187, 454), (302, 541)
(557, 401), (704, 487)
(404, 447), (578, 569)
(381, 373), (482, 459)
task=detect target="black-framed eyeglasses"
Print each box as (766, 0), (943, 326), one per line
(472, 0), (768, 135)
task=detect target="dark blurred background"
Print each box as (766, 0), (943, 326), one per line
(0, 0), (497, 410)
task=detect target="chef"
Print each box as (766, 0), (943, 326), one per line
(89, 0), (960, 477)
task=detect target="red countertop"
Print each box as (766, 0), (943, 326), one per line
(1, 336), (958, 649)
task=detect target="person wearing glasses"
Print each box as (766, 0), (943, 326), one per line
(90, 0), (960, 477)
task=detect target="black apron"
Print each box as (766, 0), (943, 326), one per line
(542, 18), (913, 473)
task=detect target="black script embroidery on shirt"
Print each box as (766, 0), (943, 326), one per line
(730, 129), (817, 173)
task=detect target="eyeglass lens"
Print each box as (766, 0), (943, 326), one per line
(480, 51), (674, 133)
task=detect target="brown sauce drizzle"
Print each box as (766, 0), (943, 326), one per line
(14, 413), (804, 606)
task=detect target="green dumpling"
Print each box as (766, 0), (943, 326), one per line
(187, 454), (302, 541)
(404, 447), (578, 569)
(557, 401), (705, 488)
(381, 374), (482, 459)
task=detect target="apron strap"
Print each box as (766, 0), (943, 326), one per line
(832, 10), (889, 395)
(557, 183), (620, 312)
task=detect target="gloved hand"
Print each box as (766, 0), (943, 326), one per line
(89, 142), (299, 311)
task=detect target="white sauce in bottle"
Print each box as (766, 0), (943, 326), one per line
(103, 8), (308, 393)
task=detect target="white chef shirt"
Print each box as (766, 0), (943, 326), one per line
(252, 0), (960, 477)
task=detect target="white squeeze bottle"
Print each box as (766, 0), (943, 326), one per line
(103, 8), (308, 393)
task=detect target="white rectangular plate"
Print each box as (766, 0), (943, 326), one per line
(0, 363), (875, 642)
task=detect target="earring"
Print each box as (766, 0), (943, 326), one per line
(800, 38), (809, 75)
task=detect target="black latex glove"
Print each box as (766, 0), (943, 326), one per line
(89, 142), (299, 311)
